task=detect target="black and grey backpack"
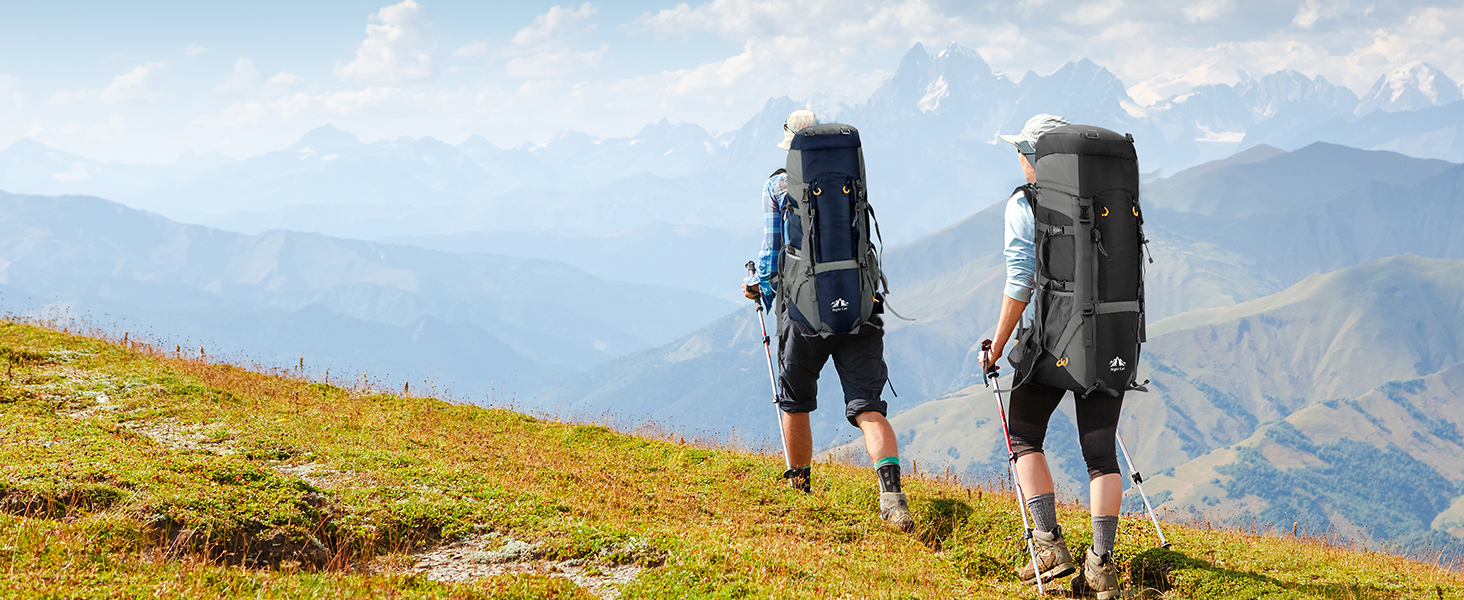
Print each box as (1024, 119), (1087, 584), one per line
(780, 123), (897, 336)
(1009, 125), (1149, 397)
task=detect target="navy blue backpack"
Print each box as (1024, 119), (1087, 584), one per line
(780, 123), (898, 335)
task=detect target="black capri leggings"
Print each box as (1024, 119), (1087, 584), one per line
(1007, 377), (1124, 481)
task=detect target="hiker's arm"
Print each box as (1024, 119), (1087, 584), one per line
(985, 294), (1029, 369)
(743, 174), (786, 303)
(984, 192), (1036, 370)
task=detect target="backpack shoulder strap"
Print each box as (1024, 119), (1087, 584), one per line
(1013, 183), (1037, 208)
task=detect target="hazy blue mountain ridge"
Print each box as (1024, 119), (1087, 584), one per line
(0, 191), (735, 395)
(536, 145), (1464, 491)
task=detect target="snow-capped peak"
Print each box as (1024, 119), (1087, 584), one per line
(1355, 62), (1462, 115)
(935, 42), (983, 63)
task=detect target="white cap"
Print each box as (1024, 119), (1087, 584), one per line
(999, 113), (1070, 149)
(778, 110), (818, 150)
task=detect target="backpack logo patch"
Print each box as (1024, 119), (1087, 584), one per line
(1055, 356), (1069, 367)
(1109, 357), (1127, 371)
(830, 298), (849, 312)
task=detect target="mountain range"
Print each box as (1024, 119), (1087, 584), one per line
(0, 191), (734, 397)
(6, 43), (1464, 254)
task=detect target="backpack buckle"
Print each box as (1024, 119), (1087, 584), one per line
(1082, 305), (1095, 317)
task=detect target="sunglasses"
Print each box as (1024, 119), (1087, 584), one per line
(1014, 139), (1037, 165)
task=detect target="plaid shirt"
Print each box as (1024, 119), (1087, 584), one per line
(744, 172), (787, 307)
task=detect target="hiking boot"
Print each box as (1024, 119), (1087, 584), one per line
(1015, 526), (1076, 585)
(1071, 546), (1122, 599)
(879, 492), (915, 532)
(784, 466), (811, 493)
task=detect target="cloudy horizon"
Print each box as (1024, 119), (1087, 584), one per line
(3, 0), (1462, 164)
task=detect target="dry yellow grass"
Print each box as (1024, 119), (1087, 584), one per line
(1, 316), (1461, 599)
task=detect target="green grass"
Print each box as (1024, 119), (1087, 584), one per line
(1, 320), (1461, 598)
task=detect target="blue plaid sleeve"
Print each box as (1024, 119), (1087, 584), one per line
(744, 174), (785, 306)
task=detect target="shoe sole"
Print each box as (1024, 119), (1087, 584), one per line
(1020, 563), (1076, 585)
(881, 519), (915, 533)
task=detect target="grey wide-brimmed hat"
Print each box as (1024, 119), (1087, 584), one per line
(777, 110), (818, 150)
(999, 113), (1070, 151)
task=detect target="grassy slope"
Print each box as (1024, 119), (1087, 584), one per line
(1, 321), (1461, 599)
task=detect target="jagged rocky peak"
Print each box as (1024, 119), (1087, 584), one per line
(457, 134), (501, 156)
(934, 41), (982, 62)
(1356, 62), (1463, 115)
(887, 42), (934, 91)
(290, 124), (361, 151)
(1023, 58), (1130, 102)
(802, 92), (843, 122)
(631, 119), (716, 147)
(931, 42), (995, 84)
(1238, 70), (1360, 117)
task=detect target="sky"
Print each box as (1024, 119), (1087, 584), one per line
(2, 0), (1462, 164)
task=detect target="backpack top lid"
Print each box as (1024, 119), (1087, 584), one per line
(789, 123), (862, 151)
(1034, 125), (1135, 162)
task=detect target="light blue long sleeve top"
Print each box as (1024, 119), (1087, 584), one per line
(1003, 188), (1038, 328)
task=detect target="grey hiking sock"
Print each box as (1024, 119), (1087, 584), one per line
(1026, 493), (1058, 534)
(1093, 515), (1119, 556)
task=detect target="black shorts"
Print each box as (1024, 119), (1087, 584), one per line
(775, 300), (888, 427)
(1006, 377), (1123, 481)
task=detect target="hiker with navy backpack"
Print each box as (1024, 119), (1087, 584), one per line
(980, 114), (1151, 599)
(742, 109), (915, 532)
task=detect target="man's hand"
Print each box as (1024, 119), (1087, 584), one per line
(743, 283), (761, 300)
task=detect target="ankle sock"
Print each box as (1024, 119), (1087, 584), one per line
(1026, 493), (1058, 534)
(874, 456), (901, 493)
(1092, 515), (1119, 556)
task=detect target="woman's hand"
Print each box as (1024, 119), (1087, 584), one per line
(982, 345), (1003, 377)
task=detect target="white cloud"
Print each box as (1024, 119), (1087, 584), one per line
(215, 58), (261, 93)
(511, 3), (598, 47)
(52, 62), (170, 105)
(1183, 0), (1233, 23)
(505, 45), (608, 79)
(1291, 0), (1348, 29)
(184, 44), (210, 56)
(491, 4), (606, 79)
(335, 0), (437, 83)
(268, 71), (305, 86)
(453, 41), (490, 57)
(1062, 0), (1125, 26)
(101, 61), (168, 104)
(196, 87), (401, 128)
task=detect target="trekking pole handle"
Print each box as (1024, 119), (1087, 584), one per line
(744, 261), (765, 311)
(979, 338), (1000, 382)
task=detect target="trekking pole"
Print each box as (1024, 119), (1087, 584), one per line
(981, 339), (1045, 595)
(746, 262), (792, 474)
(1116, 432), (1171, 549)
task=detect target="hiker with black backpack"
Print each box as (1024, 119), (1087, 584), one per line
(980, 114), (1150, 599)
(742, 109), (915, 532)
